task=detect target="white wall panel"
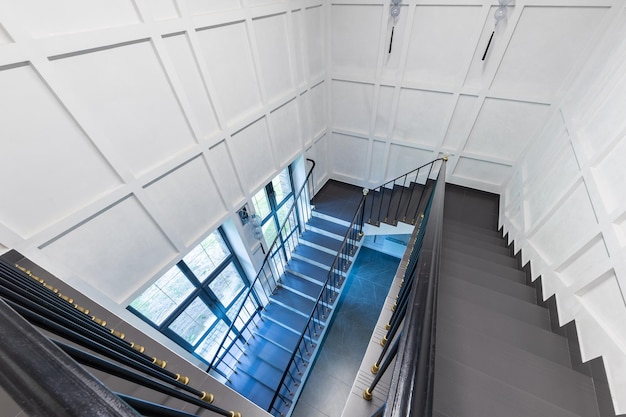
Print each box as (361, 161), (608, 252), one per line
(51, 41), (196, 177)
(373, 85), (394, 138)
(464, 98), (550, 162)
(442, 94), (478, 151)
(148, 0), (179, 21)
(332, 80), (374, 136)
(196, 22), (262, 126)
(558, 236), (610, 287)
(0, 23), (12, 44)
(331, 133), (368, 181)
(0, 64), (121, 238)
(368, 140), (387, 185)
(308, 82), (327, 138)
(331, 5), (383, 78)
(143, 156), (227, 247)
(404, 5), (482, 87)
(162, 34), (220, 140)
(270, 99), (302, 167)
(592, 136), (626, 215)
(186, 0), (240, 15)
(230, 117), (275, 192)
(253, 13), (294, 104)
(5, 0), (140, 38)
(305, 6), (324, 79)
(385, 144), (432, 181)
(380, 4), (409, 82)
(205, 141), (245, 207)
(41, 196), (177, 303)
(453, 157), (511, 187)
(529, 182), (598, 265)
(393, 88), (453, 147)
(491, 6), (609, 100)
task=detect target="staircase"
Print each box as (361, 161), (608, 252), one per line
(216, 212), (360, 417)
(432, 185), (600, 417)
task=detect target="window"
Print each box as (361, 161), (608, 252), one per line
(252, 167), (299, 263)
(128, 228), (251, 364)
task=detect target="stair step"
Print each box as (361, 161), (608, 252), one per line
(437, 320), (598, 416)
(307, 216), (349, 238)
(280, 272), (323, 300)
(292, 244), (346, 271)
(441, 264), (536, 303)
(255, 320), (300, 353)
(263, 302), (308, 333)
(227, 373), (274, 410)
(437, 294), (571, 366)
(443, 228), (511, 256)
(442, 247), (526, 284)
(286, 258), (331, 285)
(245, 334), (293, 370)
(235, 351), (286, 391)
(443, 238), (518, 269)
(434, 354), (591, 417)
(300, 230), (356, 255)
(439, 275), (551, 330)
(405, 181), (433, 225)
(443, 218), (504, 241)
(271, 286), (316, 317)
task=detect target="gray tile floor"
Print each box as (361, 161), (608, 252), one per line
(291, 246), (400, 417)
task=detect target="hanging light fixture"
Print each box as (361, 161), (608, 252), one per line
(389, 0), (401, 53)
(482, 0), (514, 61)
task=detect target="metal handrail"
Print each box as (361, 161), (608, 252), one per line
(208, 158), (316, 373)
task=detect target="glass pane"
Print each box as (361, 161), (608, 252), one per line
(252, 188), (271, 220)
(169, 297), (217, 346)
(277, 197), (296, 234)
(183, 231), (230, 281)
(194, 320), (230, 363)
(262, 219), (278, 248)
(130, 266), (195, 326)
(209, 263), (246, 308)
(272, 169), (292, 204)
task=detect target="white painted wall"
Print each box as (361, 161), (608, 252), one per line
(0, 0), (328, 374)
(500, 7), (626, 413)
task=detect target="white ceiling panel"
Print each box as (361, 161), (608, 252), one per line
(143, 156), (227, 247)
(270, 99), (302, 166)
(51, 40), (197, 177)
(491, 6), (609, 100)
(393, 88), (454, 147)
(253, 13), (294, 103)
(442, 94), (479, 151)
(162, 34), (221, 140)
(332, 4), (383, 78)
(331, 133), (369, 181)
(6, 0), (140, 38)
(385, 143), (433, 181)
(41, 196), (177, 303)
(404, 5), (483, 87)
(464, 97), (550, 162)
(196, 22), (263, 126)
(229, 117), (275, 192)
(374, 85), (395, 138)
(0, 64), (122, 238)
(452, 157), (511, 187)
(332, 80), (375, 136)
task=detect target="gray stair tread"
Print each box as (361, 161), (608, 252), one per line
(280, 272), (323, 300)
(292, 244), (339, 269)
(443, 238), (518, 269)
(271, 286), (316, 317)
(286, 258), (330, 285)
(235, 351), (285, 391)
(434, 354), (592, 417)
(437, 319), (598, 415)
(300, 230), (355, 254)
(439, 275), (551, 330)
(442, 247), (526, 284)
(443, 228), (511, 256)
(227, 373), (274, 410)
(443, 223), (507, 248)
(245, 334), (292, 370)
(255, 320), (300, 352)
(264, 302), (308, 333)
(444, 218), (504, 240)
(438, 294), (571, 366)
(441, 262), (536, 303)
(307, 216), (349, 237)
